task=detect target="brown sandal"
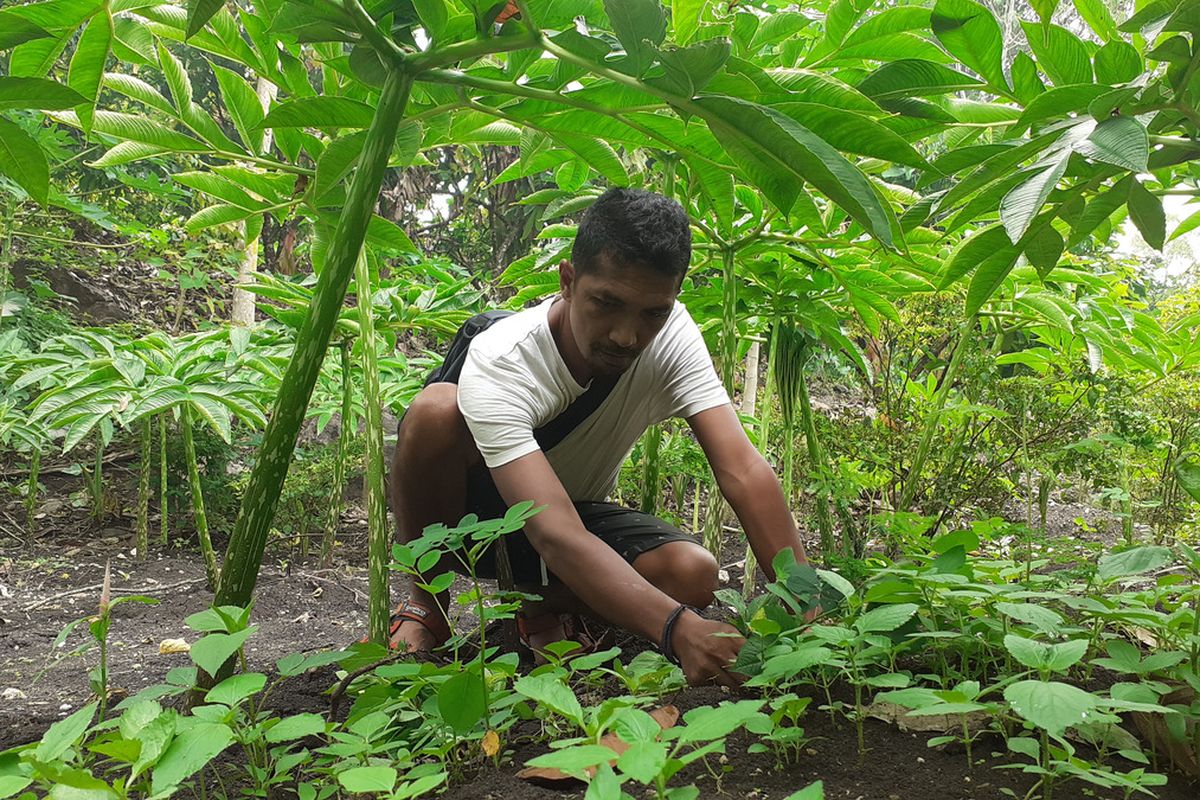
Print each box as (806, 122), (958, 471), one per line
(516, 612), (611, 664)
(358, 600), (451, 650)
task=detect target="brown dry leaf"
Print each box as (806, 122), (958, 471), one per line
(1132, 686), (1199, 778)
(517, 705), (679, 785)
(481, 729), (500, 757)
(158, 638), (190, 654)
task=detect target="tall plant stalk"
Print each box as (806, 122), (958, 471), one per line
(25, 447), (40, 535)
(87, 434), (104, 519)
(320, 340), (353, 567)
(795, 348), (835, 559)
(896, 318), (976, 512)
(159, 413), (169, 545)
(213, 70), (414, 631)
(137, 418), (151, 559)
(744, 318), (781, 597)
(702, 246), (739, 557)
(639, 424), (663, 515)
(355, 252), (389, 645)
(181, 406), (218, 590)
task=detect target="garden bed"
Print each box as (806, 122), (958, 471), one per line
(3, 515), (1199, 800)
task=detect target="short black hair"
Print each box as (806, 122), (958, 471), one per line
(573, 188), (692, 281)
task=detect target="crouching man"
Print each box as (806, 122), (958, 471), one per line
(386, 187), (811, 686)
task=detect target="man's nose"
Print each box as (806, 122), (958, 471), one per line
(609, 318), (638, 350)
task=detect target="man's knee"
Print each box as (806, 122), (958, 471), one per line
(637, 542), (719, 610)
(397, 383), (472, 461)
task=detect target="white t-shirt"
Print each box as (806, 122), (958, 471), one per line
(457, 296), (729, 501)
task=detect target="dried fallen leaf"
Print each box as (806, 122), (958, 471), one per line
(481, 729), (500, 757)
(159, 638), (190, 654)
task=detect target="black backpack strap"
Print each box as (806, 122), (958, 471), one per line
(423, 309), (515, 387)
(533, 376), (618, 451)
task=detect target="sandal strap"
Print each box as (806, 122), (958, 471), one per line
(388, 601), (450, 646)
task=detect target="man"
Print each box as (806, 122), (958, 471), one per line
(387, 187), (810, 686)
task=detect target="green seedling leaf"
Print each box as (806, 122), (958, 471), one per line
(1097, 545), (1173, 582)
(1004, 635), (1088, 673)
(130, 713), (175, 780)
(585, 763), (622, 800)
(995, 602), (1064, 635)
(854, 603), (919, 633)
(1005, 680), (1098, 737)
(672, 700), (765, 744)
(205, 672), (266, 706)
(190, 626), (257, 678)
(784, 781), (825, 800)
(151, 722), (234, 794)
(513, 673), (585, 727)
(526, 744), (619, 776)
(36, 702), (98, 762)
(617, 740), (669, 784)
(437, 668), (487, 733)
(266, 713), (327, 742)
(338, 766), (397, 793)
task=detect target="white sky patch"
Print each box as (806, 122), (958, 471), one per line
(1114, 193), (1200, 282)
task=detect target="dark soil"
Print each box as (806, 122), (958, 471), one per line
(2, 495), (1198, 799)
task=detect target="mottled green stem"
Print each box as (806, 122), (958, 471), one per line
(25, 447), (40, 536)
(356, 252), (390, 645)
(639, 424), (662, 515)
(796, 352), (835, 560)
(320, 340), (353, 568)
(213, 70), (413, 624)
(702, 247), (739, 557)
(182, 406), (218, 591)
(88, 436), (105, 518)
(159, 413), (169, 546)
(744, 316), (781, 597)
(137, 418), (151, 560)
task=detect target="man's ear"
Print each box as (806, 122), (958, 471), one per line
(559, 259), (576, 300)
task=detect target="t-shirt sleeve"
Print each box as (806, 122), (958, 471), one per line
(456, 346), (543, 468)
(659, 308), (730, 420)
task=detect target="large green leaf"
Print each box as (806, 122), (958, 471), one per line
(1175, 459), (1200, 502)
(1094, 41), (1143, 83)
(1074, 0), (1119, 40)
(338, 767), (397, 794)
(83, 110), (208, 151)
(0, 77), (86, 111)
(854, 602), (918, 633)
(856, 58), (982, 99)
(672, 0), (704, 44)
(173, 170), (267, 210)
(190, 626), (256, 678)
(1096, 545), (1173, 582)
(314, 131), (367, 200)
(0, 118), (50, 205)
(773, 103), (929, 169)
(36, 702), (98, 762)
(6, 0), (104, 30)
(1076, 116), (1148, 172)
(186, 0), (225, 38)
(1003, 635), (1089, 673)
(212, 64), (265, 151)
(1022, 22), (1093, 86)
(604, 0), (666, 76)
(939, 223), (1016, 289)
(513, 674), (585, 726)
(260, 96), (376, 129)
(930, 0), (1007, 90)
(1000, 152), (1069, 243)
(9, 35), (71, 78)
(0, 12), (51, 50)
(1004, 680), (1097, 737)
(67, 10), (111, 132)
(693, 95), (894, 246)
(436, 669), (487, 733)
(1067, 175), (1131, 246)
(1127, 178), (1165, 250)
(151, 722), (234, 794)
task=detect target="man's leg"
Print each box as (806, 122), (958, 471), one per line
(387, 382), (481, 650)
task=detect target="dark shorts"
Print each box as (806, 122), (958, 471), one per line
(464, 465), (696, 585)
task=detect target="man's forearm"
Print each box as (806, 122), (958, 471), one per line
(718, 455), (809, 580)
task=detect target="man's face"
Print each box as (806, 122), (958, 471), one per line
(560, 253), (681, 379)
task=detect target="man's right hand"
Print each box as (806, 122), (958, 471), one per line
(670, 610), (746, 688)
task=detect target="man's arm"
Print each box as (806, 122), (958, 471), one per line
(686, 404), (810, 579)
(490, 451), (743, 685)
